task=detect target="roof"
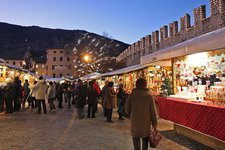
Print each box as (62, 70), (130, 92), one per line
(80, 72), (101, 80)
(100, 64), (149, 77)
(0, 61), (37, 76)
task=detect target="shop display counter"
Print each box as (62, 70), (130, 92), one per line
(156, 97), (225, 149)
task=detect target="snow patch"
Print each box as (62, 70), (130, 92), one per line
(78, 39), (82, 45)
(95, 41), (100, 47)
(91, 38), (96, 43)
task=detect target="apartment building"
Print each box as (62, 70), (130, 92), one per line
(35, 57), (47, 76)
(46, 48), (74, 78)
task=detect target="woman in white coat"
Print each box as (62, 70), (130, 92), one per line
(32, 76), (48, 114)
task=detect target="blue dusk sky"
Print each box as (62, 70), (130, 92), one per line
(0, 0), (210, 44)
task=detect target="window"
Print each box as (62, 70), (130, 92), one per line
(54, 51), (56, 53)
(20, 62), (22, 66)
(13, 62), (15, 65)
(67, 57), (70, 61)
(53, 57), (56, 61)
(52, 65), (55, 70)
(36, 65), (39, 68)
(60, 57), (63, 61)
(68, 65), (71, 70)
(53, 73), (56, 78)
(60, 51), (63, 53)
(42, 65), (45, 68)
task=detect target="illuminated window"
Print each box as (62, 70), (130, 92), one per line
(42, 65), (45, 68)
(36, 65), (39, 68)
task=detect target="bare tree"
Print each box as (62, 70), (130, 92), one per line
(102, 31), (113, 39)
(22, 50), (35, 72)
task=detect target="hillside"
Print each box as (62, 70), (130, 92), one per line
(0, 22), (129, 76)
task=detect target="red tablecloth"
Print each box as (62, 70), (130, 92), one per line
(157, 97), (225, 141)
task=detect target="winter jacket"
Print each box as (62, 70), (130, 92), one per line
(125, 88), (157, 138)
(104, 87), (116, 109)
(93, 83), (101, 96)
(32, 80), (48, 100)
(23, 82), (30, 96)
(4, 82), (15, 99)
(87, 86), (97, 105)
(29, 84), (37, 98)
(13, 79), (22, 98)
(117, 87), (126, 105)
(75, 84), (87, 108)
(47, 85), (55, 99)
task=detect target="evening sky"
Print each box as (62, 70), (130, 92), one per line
(0, 0), (210, 44)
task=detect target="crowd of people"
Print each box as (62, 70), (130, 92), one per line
(0, 76), (158, 150)
(0, 76), (128, 122)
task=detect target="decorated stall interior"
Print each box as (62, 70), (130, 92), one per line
(0, 62), (37, 86)
(172, 49), (225, 105)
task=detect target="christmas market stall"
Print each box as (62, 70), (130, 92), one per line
(99, 64), (149, 92)
(140, 27), (225, 149)
(0, 61), (37, 85)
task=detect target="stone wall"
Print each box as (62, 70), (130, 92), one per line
(117, 0), (225, 66)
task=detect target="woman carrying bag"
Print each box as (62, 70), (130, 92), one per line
(125, 78), (158, 150)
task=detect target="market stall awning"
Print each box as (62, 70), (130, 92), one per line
(0, 61), (37, 77)
(80, 72), (101, 80)
(100, 64), (149, 77)
(46, 77), (64, 82)
(141, 26), (225, 64)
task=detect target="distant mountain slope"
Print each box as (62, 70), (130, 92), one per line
(0, 22), (130, 76)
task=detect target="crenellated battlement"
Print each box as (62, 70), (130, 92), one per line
(117, 0), (225, 66)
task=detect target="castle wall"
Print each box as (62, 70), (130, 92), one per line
(117, 0), (225, 66)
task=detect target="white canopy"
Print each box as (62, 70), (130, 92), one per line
(100, 64), (149, 77)
(80, 72), (101, 80)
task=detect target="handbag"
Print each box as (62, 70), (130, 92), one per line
(149, 128), (162, 148)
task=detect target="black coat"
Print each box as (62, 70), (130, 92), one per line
(4, 83), (15, 99)
(75, 84), (87, 108)
(13, 80), (22, 98)
(117, 87), (126, 105)
(87, 86), (97, 105)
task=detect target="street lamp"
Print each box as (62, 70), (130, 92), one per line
(84, 54), (90, 62)
(83, 54), (92, 73)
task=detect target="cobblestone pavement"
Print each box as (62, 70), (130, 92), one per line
(0, 103), (214, 150)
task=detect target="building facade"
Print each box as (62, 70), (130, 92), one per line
(46, 48), (74, 78)
(4, 59), (23, 67)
